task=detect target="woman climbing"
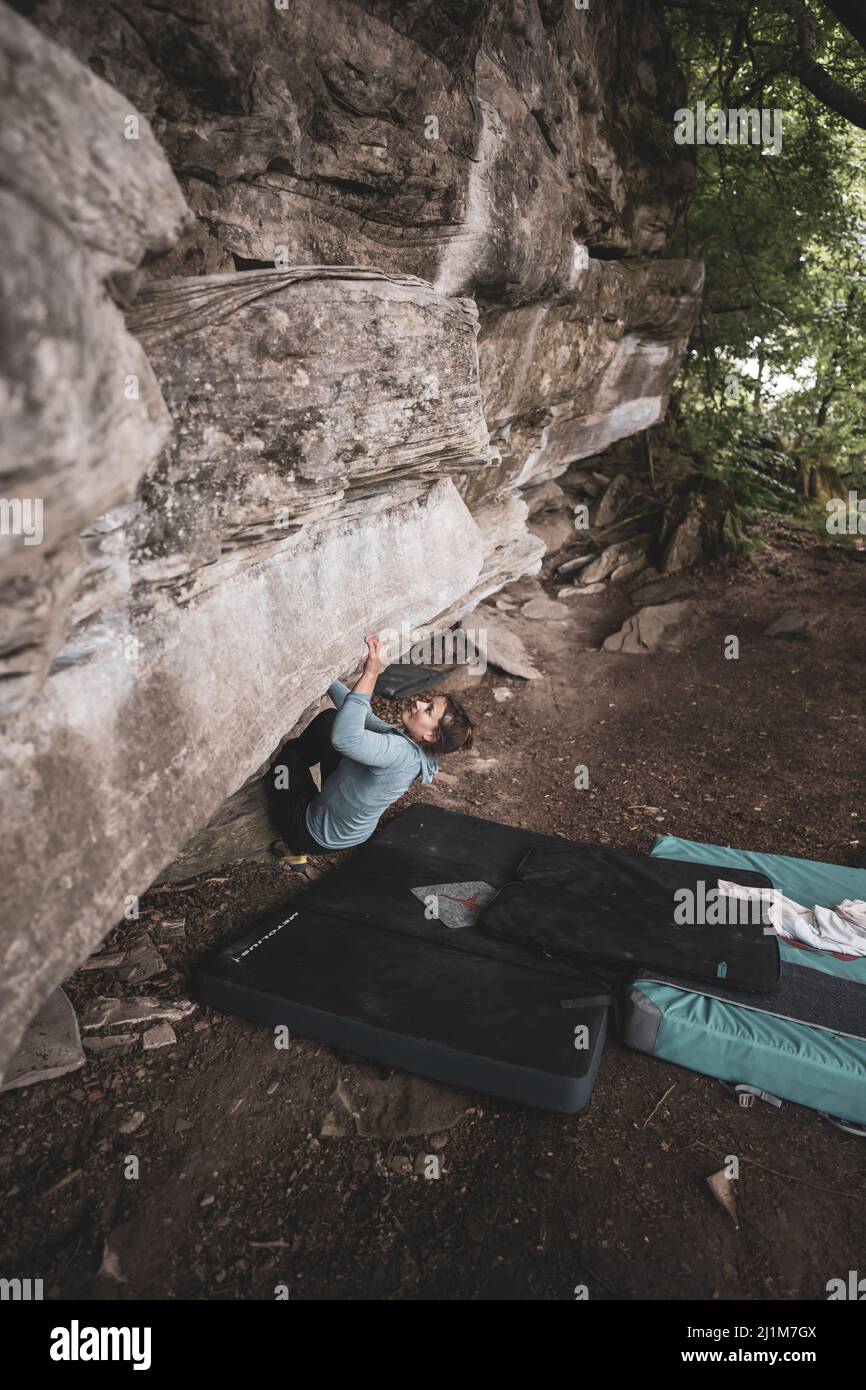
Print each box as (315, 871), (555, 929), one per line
(269, 633), (474, 864)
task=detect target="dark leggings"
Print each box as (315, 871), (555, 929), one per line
(267, 709), (341, 854)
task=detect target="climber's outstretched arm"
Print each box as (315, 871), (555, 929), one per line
(330, 635), (401, 767)
(328, 674), (394, 735)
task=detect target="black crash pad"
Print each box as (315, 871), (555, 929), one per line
(478, 845), (780, 992)
(376, 662), (448, 698)
(194, 807), (780, 1111)
(195, 805), (610, 1112)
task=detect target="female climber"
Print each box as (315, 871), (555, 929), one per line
(269, 633), (474, 864)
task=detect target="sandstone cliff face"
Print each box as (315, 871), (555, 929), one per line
(32, 0), (690, 288)
(0, 0), (702, 1078)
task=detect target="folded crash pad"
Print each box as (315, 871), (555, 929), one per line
(194, 806), (610, 1113)
(621, 836), (866, 1125)
(377, 663), (447, 698)
(477, 845), (780, 992)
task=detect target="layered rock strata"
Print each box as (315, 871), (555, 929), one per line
(0, 0), (702, 1077)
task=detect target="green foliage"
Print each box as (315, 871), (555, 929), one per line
(665, 408), (802, 515)
(661, 2), (866, 505)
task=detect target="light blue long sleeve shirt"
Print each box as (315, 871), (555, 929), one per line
(305, 679), (438, 851)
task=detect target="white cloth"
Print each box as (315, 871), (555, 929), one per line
(718, 880), (866, 958)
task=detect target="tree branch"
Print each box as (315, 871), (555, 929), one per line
(782, 0), (866, 129)
(821, 0), (866, 53)
(797, 55), (866, 127)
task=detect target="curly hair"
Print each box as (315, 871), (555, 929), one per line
(429, 692), (474, 754)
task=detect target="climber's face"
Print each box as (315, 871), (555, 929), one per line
(400, 694), (447, 745)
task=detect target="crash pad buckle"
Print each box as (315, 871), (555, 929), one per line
(722, 1082), (783, 1110)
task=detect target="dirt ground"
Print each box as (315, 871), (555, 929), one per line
(2, 516), (865, 1301)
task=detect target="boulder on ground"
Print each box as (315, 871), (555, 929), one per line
(581, 537), (647, 585)
(529, 510), (577, 554)
(593, 473), (634, 530)
(0, 988), (84, 1092)
(522, 479), (567, 518)
(502, 576), (545, 603)
(602, 600), (695, 654)
(325, 1062), (472, 1139)
(521, 596), (570, 621)
(610, 553), (648, 583)
(557, 582), (606, 597)
(662, 508), (703, 572)
(557, 552), (595, 577)
(765, 610), (826, 640)
(630, 573), (696, 607)
(471, 611), (542, 680)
